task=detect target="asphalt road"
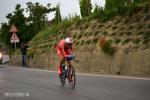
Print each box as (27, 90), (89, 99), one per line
(0, 65), (150, 100)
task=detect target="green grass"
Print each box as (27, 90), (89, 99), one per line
(31, 16), (84, 43)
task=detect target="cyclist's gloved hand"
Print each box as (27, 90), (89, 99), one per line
(65, 55), (75, 60)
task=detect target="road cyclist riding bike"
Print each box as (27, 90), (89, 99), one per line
(56, 36), (78, 89)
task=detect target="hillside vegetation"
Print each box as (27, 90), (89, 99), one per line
(28, 1), (150, 56)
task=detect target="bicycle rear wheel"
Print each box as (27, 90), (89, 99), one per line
(68, 65), (76, 89)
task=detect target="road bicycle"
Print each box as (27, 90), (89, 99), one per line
(58, 55), (79, 89)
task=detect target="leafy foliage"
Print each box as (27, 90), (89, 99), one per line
(79, 0), (92, 17)
(91, 0), (149, 22)
(0, 2), (55, 49)
(26, 2), (55, 32)
(102, 40), (115, 56)
(54, 3), (62, 24)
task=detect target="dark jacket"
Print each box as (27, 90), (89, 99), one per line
(21, 45), (28, 55)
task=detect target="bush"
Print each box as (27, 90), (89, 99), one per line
(101, 40), (115, 56)
(102, 31), (108, 35)
(126, 4), (140, 16)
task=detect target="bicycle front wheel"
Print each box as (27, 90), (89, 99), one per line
(68, 65), (76, 89)
(59, 74), (65, 86)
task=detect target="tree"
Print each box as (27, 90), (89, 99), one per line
(0, 23), (11, 46)
(0, 2), (56, 49)
(26, 2), (55, 32)
(54, 3), (62, 24)
(79, 0), (92, 17)
(0, 4), (27, 47)
(92, 4), (104, 19)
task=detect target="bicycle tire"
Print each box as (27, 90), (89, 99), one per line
(59, 74), (65, 86)
(68, 65), (76, 89)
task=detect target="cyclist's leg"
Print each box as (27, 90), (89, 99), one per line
(57, 48), (64, 75)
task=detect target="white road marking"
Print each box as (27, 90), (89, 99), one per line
(5, 65), (150, 81)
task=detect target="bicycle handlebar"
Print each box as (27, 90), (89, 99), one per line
(65, 55), (79, 63)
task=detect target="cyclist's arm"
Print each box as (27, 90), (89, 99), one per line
(60, 45), (67, 57)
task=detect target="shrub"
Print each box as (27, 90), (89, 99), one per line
(101, 39), (115, 56)
(102, 31), (108, 35)
(92, 5), (104, 20)
(126, 3), (143, 16)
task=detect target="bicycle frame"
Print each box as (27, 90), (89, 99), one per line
(59, 57), (78, 89)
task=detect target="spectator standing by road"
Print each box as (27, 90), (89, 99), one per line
(21, 43), (28, 67)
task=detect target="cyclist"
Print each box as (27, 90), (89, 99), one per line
(56, 36), (74, 76)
